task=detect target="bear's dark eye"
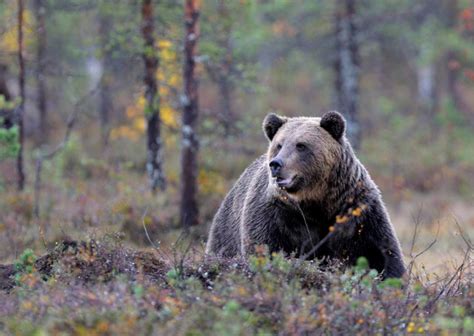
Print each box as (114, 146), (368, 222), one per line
(296, 143), (307, 152)
(276, 143), (282, 151)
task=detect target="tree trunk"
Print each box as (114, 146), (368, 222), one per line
(34, 0), (48, 142)
(446, 51), (462, 111)
(17, 0), (26, 191)
(334, 0), (360, 149)
(141, 0), (166, 191)
(99, 12), (112, 146)
(181, 0), (200, 228)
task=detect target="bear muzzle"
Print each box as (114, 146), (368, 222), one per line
(269, 158), (283, 177)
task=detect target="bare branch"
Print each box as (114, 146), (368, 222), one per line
(410, 221), (440, 267)
(425, 227), (472, 312)
(141, 207), (160, 250)
(409, 205), (424, 257)
(453, 218), (473, 251)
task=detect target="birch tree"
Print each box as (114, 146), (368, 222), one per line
(141, 0), (166, 191)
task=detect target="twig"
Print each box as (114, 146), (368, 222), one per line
(426, 246), (470, 311)
(412, 222), (440, 261)
(169, 229), (195, 281)
(453, 218), (473, 251)
(409, 205), (423, 258)
(295, 202), (314, 249)
(407, 207), (423, 278)
(141, 207), (159, 250)
(298, 230), (336, 264)
(407, 206), (441, 281)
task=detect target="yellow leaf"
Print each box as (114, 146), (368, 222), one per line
(336, 215), (349, 224)
(352, 207), (363, 217)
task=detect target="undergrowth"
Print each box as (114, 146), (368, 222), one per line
(0, 238), (472, 335)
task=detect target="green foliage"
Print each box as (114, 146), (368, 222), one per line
(14, 248), (36, 274)
(0, 95), (17, 110)
(213, 300), (254, 336)
(379, 277), (403, 289)
(166, 267), (182, 287)
(201, 0), (263, 94)
(355, 256), (369, 272)
(270, 251), (291, 273)
(0, 124), (20, 160)
(133, 284), (144, 299)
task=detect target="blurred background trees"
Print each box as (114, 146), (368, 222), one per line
(0, 0), (473, 233)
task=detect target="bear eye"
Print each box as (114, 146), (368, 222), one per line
(276, 143), (282, 150)
(296, 143), (307, 152)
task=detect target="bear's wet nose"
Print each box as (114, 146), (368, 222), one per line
(269, 158), (283, 177)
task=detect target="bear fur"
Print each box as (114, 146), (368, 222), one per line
(206, 111), (406, 278)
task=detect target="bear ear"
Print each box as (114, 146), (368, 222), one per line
(262, 113), (286, 141)
(320, 111), (346, 141)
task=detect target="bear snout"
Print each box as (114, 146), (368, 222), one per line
(269, 158), (283, 177)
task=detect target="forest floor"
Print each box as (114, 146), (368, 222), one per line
(0, 165), (473, 334)
(0, 237), (472, 335)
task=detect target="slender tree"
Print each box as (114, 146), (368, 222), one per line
(34, 0), (48, 142)
(334, 0), (360, 149)
(141, 0), (166, 191)
(180, 0), (200, 228)
(445, 0), (463, 114)
(17, 0), (26, 190)
(99, 8), (112, 146)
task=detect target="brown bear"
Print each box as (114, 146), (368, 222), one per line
(206, 111), (406, 278)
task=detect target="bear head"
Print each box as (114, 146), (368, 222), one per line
(262, 111), (346, 202)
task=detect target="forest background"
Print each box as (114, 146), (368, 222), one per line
(0, 1), (473, 334)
